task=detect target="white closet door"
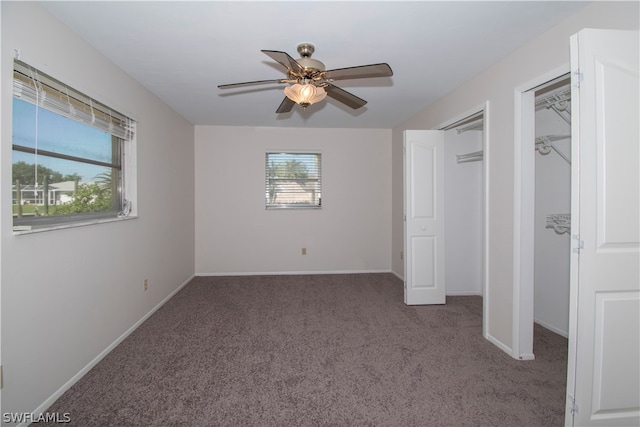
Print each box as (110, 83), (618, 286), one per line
(404, 130), (445, 305)
(566, 29), (639, 426)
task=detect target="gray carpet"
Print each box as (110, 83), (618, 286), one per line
(39, 273), (568, 426)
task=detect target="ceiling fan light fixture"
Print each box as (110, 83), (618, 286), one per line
(284, 83), (327, 109)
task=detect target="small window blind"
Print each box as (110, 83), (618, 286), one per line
(266, 152), (322, 208)
(13, 60), (135, 140)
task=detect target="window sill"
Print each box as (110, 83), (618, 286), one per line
(13, 215), (138, 236)
(265, 205), (322, 210)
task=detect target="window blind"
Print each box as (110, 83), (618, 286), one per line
(12, 60), (135, 140)
(266, 152), (322, 208)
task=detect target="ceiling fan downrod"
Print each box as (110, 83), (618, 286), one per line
(297, 43), (315, 58)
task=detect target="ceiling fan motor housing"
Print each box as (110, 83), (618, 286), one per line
(297, 57), (325, 72)
(296, 43), (325, 75)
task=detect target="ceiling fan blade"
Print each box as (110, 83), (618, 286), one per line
(323, 63), (393, 81)
(218, 79), (285, 89)
(261, 50), (305, 75)
(276, 97), (296, 114)
(324, 84), (367, 109)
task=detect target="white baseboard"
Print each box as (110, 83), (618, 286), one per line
(28, 274), (195, 425)
(445, 291), (483, 296)
(196, 269), (394, 276)
(485, 332), (514, 358)
(485, 333), (535, 361)
(534, 318), (568, 338)
(391, 270), (404, 281)
(518, 353), (536, 361)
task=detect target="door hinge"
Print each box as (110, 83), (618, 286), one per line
(573, 69), (584, 88)
(569, 394), (579, 415)
(572, 234), (584, 253)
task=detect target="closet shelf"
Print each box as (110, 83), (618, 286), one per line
(546, 213), (571, 234)
(456, 120), (483, 134)
(535, 87), (570, 108)
(536, 87), (571, 124)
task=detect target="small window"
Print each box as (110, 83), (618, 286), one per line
(266, 152), (322, 209)
(11, 60), (136, 232)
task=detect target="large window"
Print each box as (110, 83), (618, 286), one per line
(12, 60), (136, 232)
(266, 152), (322, 209)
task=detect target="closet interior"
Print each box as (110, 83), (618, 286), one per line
(444, 113), (484, 296)
(533, 76), (571, 337)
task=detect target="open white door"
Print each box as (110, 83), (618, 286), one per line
(404, 130), (445, 305)
(566, 29), (639, 426)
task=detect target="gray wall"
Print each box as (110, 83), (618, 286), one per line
(194, 126), (392, 275)
(1, 2), (195, 419)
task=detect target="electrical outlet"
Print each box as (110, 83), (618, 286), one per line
(301, 248), (307, 255)
(144, 279), (148, 291)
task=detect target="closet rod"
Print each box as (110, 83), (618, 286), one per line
(536, 135), (571, 165)
(442, 112), (484, 131)
(456, 150), (483, 163)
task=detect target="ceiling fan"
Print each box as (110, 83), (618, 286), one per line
(218, 43), (393, 113)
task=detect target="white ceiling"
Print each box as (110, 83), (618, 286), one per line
(39, 1), (589, 129)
